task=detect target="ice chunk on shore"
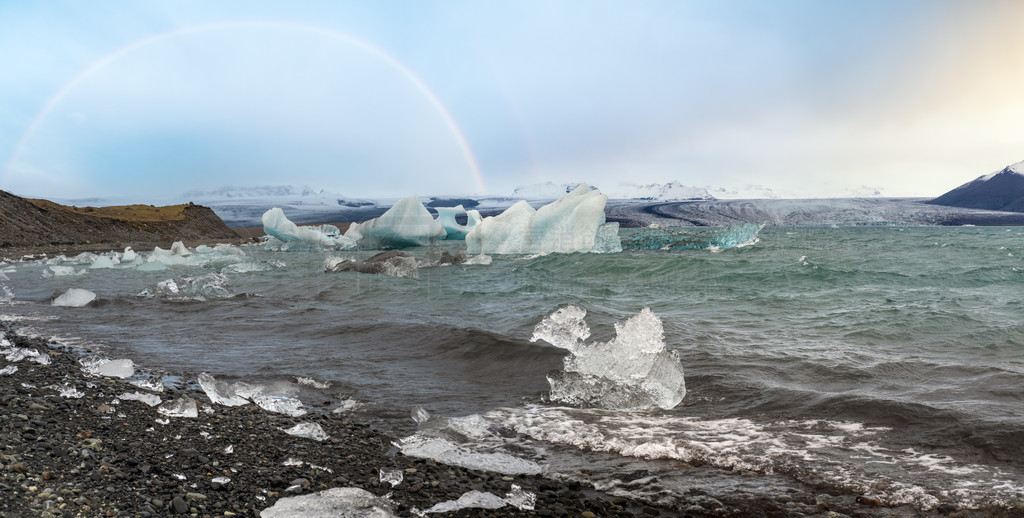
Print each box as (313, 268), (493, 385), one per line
(531, 306), (686, 410)
(198, 372), (252, 406)
(0, 365), (17, 375)
(80, 356), (135, 378)
(282, 422), (329, 441)
(379, 468), (403, 487)
(129, 376), (165, 392)
(345, 195), (446, 249)
(466, 185), (621, 254)
(253, 394), (306, 417)
(262, 208), (357, 250)
(260, 487), (397, 518)
(119, 391), (162, 406)
(52, 288), (96, 307)
(397, 435), (543, 475)
(158, 397), (199, 418)
(422, 485), (535, 514)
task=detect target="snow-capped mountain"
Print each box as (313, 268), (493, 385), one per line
(929, 160), (1024, 212)
(606, 181), (714, 201)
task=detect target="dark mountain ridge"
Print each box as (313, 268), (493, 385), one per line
(928, 161), (1024, 212)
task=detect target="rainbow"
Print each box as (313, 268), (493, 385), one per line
(3, 20), (486, 193)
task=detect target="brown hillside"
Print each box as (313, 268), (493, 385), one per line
(0, 190), (243, 254)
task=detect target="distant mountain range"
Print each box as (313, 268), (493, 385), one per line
(929, 160), (1024, 212)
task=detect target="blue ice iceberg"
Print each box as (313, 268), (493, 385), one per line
(466, 185), (621, 254)
(262, 208), (357, 250)
(345, 195), (446, 249)
(433, 205), (482, 240)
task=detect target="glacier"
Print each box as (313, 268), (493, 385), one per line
(531, 306), (686, 410)
(262, 208), (357, 250)
(466, 185), (621, 255)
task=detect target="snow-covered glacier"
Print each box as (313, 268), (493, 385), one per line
(531, 306), (685, 410)
(466, 185), (621, 254)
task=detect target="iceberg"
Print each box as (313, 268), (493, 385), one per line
(621, 223), (764, 251)
(260, 487), (397, 518)
(262, 207), (357, 250)
(466, 185), (621, 254)
(531, 306), (686, 410)
(433, 205), (481, 240)
(52, 288), (97, 307)
(345, 195), (446, 249)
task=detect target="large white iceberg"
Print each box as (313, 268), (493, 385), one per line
(262, 208), (357, 250)
(531, 306), (686, 410)
(345, 195), (445, 249)
(466, 185), (621, 254)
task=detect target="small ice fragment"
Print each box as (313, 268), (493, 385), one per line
(52, 288), (96, 307)
(505, 484), (536, 510)
(224, 445), (233, 454)
(379, 468), (404, 487)
(155, 418), (170, 425)
(119, 391), (162, 406)
(411, 405), (431, 424)
(0, 365), (17, 375)
(332, 398), (361, 413)
(129, 376), (165, 392)
(422, 490), (506, 514)
(296, 376), (331, 389)
(253, 394), (306, 417)
(58, 384), (84, 398)
(158, 397), (198, 418)
(212, 476), (231, 485)
(198, 372), (250, 406)
(79, 356), (135, 378)
(260, 487), (397, 518)
(173, 473), (187, 480)
(281, 422), (328, 441)
(282, 458), (303, 467)
(21, 382), (35, 389)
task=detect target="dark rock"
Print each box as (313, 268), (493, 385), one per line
(170, 496), (188, 514)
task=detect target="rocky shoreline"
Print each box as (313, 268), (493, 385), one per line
(0, 323), (700, 518)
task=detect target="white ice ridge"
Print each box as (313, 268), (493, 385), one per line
(433, 205), (482, 240)
(52, 288), (96, 307)
(262, 207), (357, 250)
(345, 195), (446, 249)
(466, 184), (622, 254)
(260, 487), (397, 518)
(531, 306), (686, 410)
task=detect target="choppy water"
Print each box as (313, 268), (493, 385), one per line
(3, 226), (1024, 511)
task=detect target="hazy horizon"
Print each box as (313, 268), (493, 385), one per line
(3, 1), (1023, 201)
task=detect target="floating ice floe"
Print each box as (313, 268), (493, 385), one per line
(345, 195), (446, 249)
(466, 185), (621, 255)
(158, 397), (199, 418)
(396, 435), (543, 476)
(42, 265), (87, 278)
(282, 422), (329, 441)
(260, 487), (397, 518)
(138, 273), (233, 301)
(262, 208), (357, 251)
(119, 391), (162, 406)
(332, 398), (361, 413)
(0, 283), (13, 303)
(80, 356), (135, 378)
(325, 251), (419, 279)
(52, 288), (96, 307)
(531, 305), (686, 410)
(621, 223), (764, 251)
(420, 485), (535, 514)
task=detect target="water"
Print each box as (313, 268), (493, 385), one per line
(3, 226), (1024, 511)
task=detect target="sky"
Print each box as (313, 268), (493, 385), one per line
(2, 0), (1024, 202)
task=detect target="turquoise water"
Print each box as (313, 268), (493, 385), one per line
(3, 226), (1024, 510)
